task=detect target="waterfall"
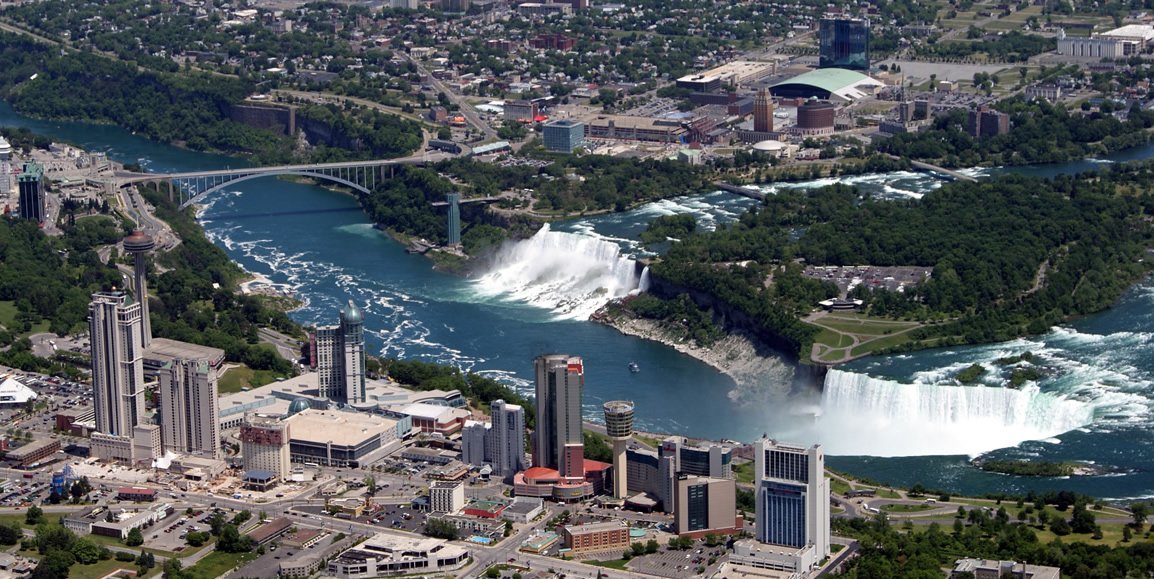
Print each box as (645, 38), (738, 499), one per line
(638, 266), (651, 292)
(811, 369), (1097, 457)
(473, 224), (640, 320)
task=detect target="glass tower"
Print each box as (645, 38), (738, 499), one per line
(819, 18), (870, 71)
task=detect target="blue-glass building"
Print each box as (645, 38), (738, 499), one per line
(543, 120), (586, 153)
(819, 18), (870, 71)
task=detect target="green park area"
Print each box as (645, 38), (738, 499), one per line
(806, 311), (923, 363)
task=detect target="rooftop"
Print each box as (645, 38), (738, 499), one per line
(286, 409), (401, 447)
(145, 338), (226, 367)
(771, 68), (883, 101)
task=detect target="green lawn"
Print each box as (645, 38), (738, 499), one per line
(70, 558), (160, 579)
(182, 550), (258, 579)
(218, 365), (281, 394)
(733, 462), (754, 485)
(830, 478), (851, 496)
(882, 504), (935, 513)
(814, 328), (854, 349)
(0, 300), (17, 330)
(585, 559), (631, 570)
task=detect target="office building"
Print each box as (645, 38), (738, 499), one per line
(602, 400), (633, 499)
(17, 161), (45, 223)
(661, 437), (734, 479)
(0, 136), (11, 196)
(158, 359), (220, 458)
(735, 437), (829, 574)
(429, 480), (466, 513)
(487, 399), (526, 479)
(673, 475), (741, 538)
(89, 292), (146, 439)
(819, 17), (870, 71)
(533, 354), (584, 480)
(504, 100), (538, 123)
(327, 534), (469, 578)
(312, 301), (367, 404)
(240, 414), (291, 482)
(122, 230), (156, 347)
(967, 106), (1010, 139)
(753, 88), (773, 133)
(558, 522), (630, 554)
(543, 119), (586, 153)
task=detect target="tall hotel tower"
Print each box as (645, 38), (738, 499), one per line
(752, 437), (830, 560)
(122, 230), (156, 347)
(603, 400), (634, 498)
(488, 399), (527, 479)
(89, 291), (146, 438)
(533, 354), (585, 480)
(313, 300), (367, 404)
(158, 359), (220, 458)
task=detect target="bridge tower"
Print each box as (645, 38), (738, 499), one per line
(446, 192), (461, 247)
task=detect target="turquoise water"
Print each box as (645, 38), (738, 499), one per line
(5, 101), (1154, 498)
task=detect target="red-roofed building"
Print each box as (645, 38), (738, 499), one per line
(583, 459), (611, 496)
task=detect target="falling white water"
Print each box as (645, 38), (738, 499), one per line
(801, 369), (1098, 457)
(472, 224), (641, 320)
(638, 266), (651, 292)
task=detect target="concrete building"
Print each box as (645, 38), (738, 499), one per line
(950, 558), (1061, 579)
(737, 437), (830, 574)
(584, 115), (688, 143)
(326, 534), (470, 578)
(753, 88), (774, 133)
(89, 426), (160, 467)
(676, 61), (776, 91)
(967, 106), (1010, 139)
(158, 359), (219, 459)
(488, 399), (526, 479)
(504, 100), (538, 122)
(429, 480), (466, 513)
(286, 408), (407, 467)
(625, 446), (676, 511)
(89, 292), (147, 448)
(543, 119), (586, 152)
(820, 17), (870, 71)
(312, 301), (366, 404)
(534, 354), (584, 480)
(558, 521), (630, 554)
(240, 414), (291, 482)
(16, 162), (44, 223)
(4, 438), (61, 467)
(398, 402), (469, 435)
(603, 400), (633, 499)
(673, 475), (741, 538)
(793, 99), (838, 136)
(503, 497), (544, 523)
(461, 420), (489, 467)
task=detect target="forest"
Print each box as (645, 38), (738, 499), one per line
(380, 357), (534, 427)
(875, 97), (1154, 167)
(646, 166), (1154, 359)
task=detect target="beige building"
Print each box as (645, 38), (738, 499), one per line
(159, 359), (220, 459)
(429, 480), (465, 514)
(558, 521), (630, 555)
(240, 414), (291, 480)
(674, 474), (741, 538)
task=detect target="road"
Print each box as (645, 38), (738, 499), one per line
(398, 52), (497, 141)
(255, 328), (303, 362)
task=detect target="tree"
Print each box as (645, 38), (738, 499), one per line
(69, 538), (101, 565)
(364, 476), (377, 495)
(485, 568), (501, 579)
(125, 527), (144, 546)
(26, 505), (44, 525)
(645, 539), (659, 554)
(185, 531), (210, 547)
(1050, 517), (1071, 536)
(35, 524), (75, 554)
(1131, 503), (1148, 529)
(30, 549), (75, 579)
(0, 522), (20, 545)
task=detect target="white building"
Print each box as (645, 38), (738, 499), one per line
(326, 534), (470, 578)
(0, 376), (37, 406)
(313, 301), (366, 405)
(159, 359), (220, 459)
(461, 420), (489, 467)
(488, 399), (526, 480)
(429, 480), (465, 514)
(734, 437), (830, 574)
(240, 414), (291, 481)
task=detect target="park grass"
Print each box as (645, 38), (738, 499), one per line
(811, 314), (919, 336)
(183, 550), (259, 579)
(218, 364), (281, 394)
(882, 504), (935, 513)
(70, 558), (160, 579)
(830, 478), (852, 496)
(585, 559), (631, 570)
(814, 328), (854, 349)
(734, 462), (754, 485)
(850, 333), (916, 357)
(0, 510), (85, 531)
(0, 301), (17, 330)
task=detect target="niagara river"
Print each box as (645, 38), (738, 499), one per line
(5, 101), (1154, 499)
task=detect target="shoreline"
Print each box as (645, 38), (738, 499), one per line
(592, 308), (800, 404)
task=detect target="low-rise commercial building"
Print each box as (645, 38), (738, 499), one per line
(326, 534), (470, 578)
(4, 438), (61, 468)
(398, 403), (469, 436)
(558, 521), (630, 554)
(246, 517), (294, 546)
(950, 558), (1061, 579)
(503, 497), (544, 523)
(286, 408), (406, 467)
(116, 487), (157, 502)
(584, 115), (688, 143)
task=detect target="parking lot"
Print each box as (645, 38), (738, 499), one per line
(625, 545), (726, 578)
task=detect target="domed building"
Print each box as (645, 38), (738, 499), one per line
(312, 300), (367, 405)
(285, 398), (312, 418)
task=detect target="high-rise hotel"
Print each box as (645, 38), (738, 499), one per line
(533, 354), (585, 480)
(312, 300), (367, 404)
(158, 359), (220, 459)
(732, 437), (830, 574)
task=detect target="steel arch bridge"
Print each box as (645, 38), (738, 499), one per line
(114, 157), (429, 209)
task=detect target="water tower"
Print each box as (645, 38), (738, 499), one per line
(122, 230), (156, 347)
(603, 400), (635, 499)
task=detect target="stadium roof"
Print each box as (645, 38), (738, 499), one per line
(0, 377), (37, 405)
(771, 68), (884, 102)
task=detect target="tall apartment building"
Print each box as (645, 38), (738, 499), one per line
(158, 359), (220, 458)
(89, 292), (146, 439)
(17, 161), (45, 223)
(533, 354), (584, 480)
(734, 437), (829, 573)
(673, 475), (740, 538)
(0, 136), (11, 196)
(487, 399), (526, 479)
(461, 420), (489, 467)
(240, 414), (291, 481)
(313, 301), (367, 404)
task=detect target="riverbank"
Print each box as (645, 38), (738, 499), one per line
(593, 306), (797, 402)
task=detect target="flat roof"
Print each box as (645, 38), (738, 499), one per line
(1102, 24), (1154, 40)
(285, 409), (399, 447)
(247, 517), (293, 543)
(400, 403), (454, 420)
(145, 338), (225, 366)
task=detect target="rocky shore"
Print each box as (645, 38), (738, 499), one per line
(594, 310), (797, 404)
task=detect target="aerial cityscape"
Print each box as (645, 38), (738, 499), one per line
(1, 0), (1154, 577)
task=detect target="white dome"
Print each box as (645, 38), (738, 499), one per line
(753, 139), (786, 152)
